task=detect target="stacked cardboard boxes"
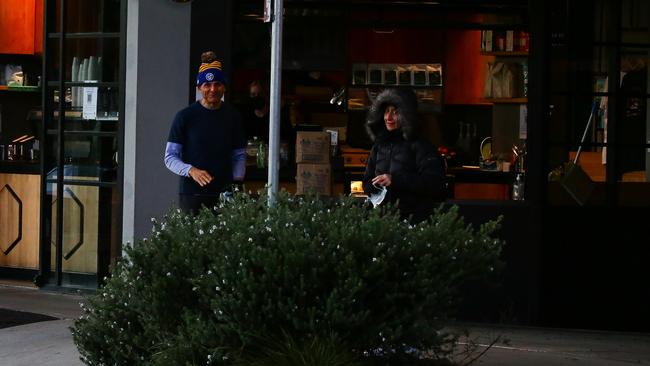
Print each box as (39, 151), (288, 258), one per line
(295, 131), (331, 196)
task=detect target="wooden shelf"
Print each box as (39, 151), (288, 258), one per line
(0, 85), (41, 93)
(48, 32), (120, 39)
(484, 97), (528, 104)
(348, 84), (442, 89)
(481, 51), (529, 57)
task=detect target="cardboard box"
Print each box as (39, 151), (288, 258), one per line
(296, 163), (331, 196)
(296, 131), (330, 164)
(341, 146), (370, 168)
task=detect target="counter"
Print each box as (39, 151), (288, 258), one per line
(243, 157), (346, 196)
(448, 166), (515, 200)
(0, 161), (40, 175)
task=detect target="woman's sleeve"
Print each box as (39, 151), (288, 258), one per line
(362, 145), (380, 195)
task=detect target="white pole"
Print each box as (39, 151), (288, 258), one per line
(267, 0), (283, 206)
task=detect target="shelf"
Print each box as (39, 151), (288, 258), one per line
(28, 110), (119, 121)
(481, 51), (529, 57)
(47, 130), (117, 137)
(45, 178), (117, 187)
(0, 85), (40, 92)
(348, 84), (442, 88)
(483, 97), (528, 104)
(47, 81), (119, 88)
(48, 32), (120, 39)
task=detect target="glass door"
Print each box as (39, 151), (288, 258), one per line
(546, 0), (650, 206)
(39, 0), (124, 289)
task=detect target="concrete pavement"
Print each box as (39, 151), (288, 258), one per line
(1, 284), (650, 366)
(0, 284), (85, 366)
(0, 320), (83, 366)
(451, 324), (650, 365)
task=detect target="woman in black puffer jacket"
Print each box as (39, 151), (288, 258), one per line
(362, 88), (445, 223)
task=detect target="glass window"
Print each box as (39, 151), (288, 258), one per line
(547, 0), (650, 206)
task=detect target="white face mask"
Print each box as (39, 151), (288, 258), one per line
(368, 184), (387, 208)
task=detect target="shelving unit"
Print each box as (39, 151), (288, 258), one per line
(480, 29), (530, 168)
(347, 85), (443, 112)
(481, 51), (529, 57)
(39, 0), (125, 289)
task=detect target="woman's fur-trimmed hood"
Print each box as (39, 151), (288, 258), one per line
(366, 88), (419, 142)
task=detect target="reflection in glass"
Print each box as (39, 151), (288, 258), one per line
(50, 184), (99, 277)
(53, 0), (121, 34)
(46, 38), (121, 83)
(616, 52), (648, 181)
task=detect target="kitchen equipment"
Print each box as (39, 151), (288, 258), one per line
(7, 144), (15, 160)
(480, 136), (492, 161)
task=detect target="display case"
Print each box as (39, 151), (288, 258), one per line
(39, 0), (125, 289)
(347, 63), (444, 113)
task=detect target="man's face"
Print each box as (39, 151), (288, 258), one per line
(249, 84), (261, 98)
(199, 81), (225, 105)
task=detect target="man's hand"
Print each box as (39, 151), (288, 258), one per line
(189, 167), (213, 187)
(372, 173), (392, 187)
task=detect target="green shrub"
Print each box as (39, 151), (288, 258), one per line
(72, 192), (503, 365)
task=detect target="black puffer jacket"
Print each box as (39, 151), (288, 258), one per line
(362, 89), (445, 223)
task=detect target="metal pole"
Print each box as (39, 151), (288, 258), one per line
(267, 0), (283, 206)
(574, 101), (598, 165)
(55, 0), (67, 286)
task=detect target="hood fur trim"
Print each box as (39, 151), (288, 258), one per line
(366, 88), (419, 142)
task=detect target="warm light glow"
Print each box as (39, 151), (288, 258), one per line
(351, 181), (363, 193)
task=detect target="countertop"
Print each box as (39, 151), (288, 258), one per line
(0, 161), (40, 175)
(448, 166), (517, 184)
(245, 156), (346, 182)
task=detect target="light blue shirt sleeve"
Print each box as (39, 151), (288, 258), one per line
(232, 148), (246, 181)
(164, 142), (192, 177)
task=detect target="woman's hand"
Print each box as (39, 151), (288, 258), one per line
(189, 167), (213, 187)
(372, 173), (392, 187)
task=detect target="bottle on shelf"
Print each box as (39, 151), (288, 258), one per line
(256, 139), (266, 169)
(512, 173), (525, 200)
(71, 57), (79, 107)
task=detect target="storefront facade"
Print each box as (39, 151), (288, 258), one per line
(0, 0), (648, 331)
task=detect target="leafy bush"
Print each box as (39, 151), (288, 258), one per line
(72, 192), (503, 365)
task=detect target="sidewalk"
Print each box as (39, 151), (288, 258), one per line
(1, 284), (650, 366)
(0, 284), (85, 366)
(451, 324), (650, 365)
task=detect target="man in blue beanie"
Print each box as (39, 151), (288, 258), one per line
(164, 51), (247, 213)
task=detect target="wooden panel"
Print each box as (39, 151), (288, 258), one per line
(34, 0), (43, 54)
(349, 28), (443, 64)
(454, 182), (510, 200)
(444, 30), (495, 105)
(0, 174), (40, 269)
(0, 0), (36, 54)
(51, 182), (99, 274)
